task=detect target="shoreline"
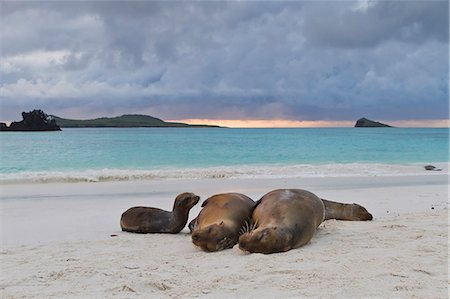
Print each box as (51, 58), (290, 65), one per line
(0, 161), (448, 184)
(1, 173), (448, 298)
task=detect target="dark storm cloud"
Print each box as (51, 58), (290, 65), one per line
(0, 1), (448, 122)
(302, 1), (449, 48)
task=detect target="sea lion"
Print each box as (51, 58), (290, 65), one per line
(238, 189), (373, 254)
(424, 165), (442, 171)
(189, 198), (372, 230)
(238, 189), (324, 254)
(191, 193), (255, 252)
(120, 192), (200, 234)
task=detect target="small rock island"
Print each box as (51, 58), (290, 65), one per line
(0, 110), (61, 131)
(355, 117), (392, 128)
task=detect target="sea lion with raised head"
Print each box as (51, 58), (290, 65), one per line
(120, 192), (200, 234)
(238, 189), (372, 254)
(191, 193), (255, 252)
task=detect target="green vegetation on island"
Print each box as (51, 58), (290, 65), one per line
(51, 114), (221, 128)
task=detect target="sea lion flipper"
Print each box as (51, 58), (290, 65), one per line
(321, 198), (372, 221)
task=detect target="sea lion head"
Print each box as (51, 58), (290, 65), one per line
(351, 203), (373, 220)
(191, 221), (236, 252)
(174, 192), (200, 209)
(238, 227), (293, 254)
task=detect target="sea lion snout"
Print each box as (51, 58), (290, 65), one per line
(192, 223), (236, 252)
(239, 228), (289, 254)
(238, 235), (250, 252)
(191, 232), (202, 242)
(175, 192), (200, 208)
(191, 195), (200, 205)
(192, 224), (219, 250)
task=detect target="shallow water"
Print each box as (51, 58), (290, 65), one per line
(0, 127), (448, 182)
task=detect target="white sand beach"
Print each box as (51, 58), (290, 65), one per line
(0, 173), (448, 298)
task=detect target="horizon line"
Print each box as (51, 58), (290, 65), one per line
(168, 119), (450, 128)
(1, 118), (448, 128)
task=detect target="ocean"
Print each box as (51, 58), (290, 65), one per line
(0, 127), (448, 183)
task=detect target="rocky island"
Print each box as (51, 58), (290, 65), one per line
(50, 114), (221, 128)
(0, 110), (61, 131)
(355, 117), (392, 128)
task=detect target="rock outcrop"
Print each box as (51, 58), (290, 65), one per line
(0, 110), (61, 131)
(355, 118), (392, 128)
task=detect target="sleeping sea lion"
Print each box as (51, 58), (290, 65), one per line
(424, 165), (442, 171)
(238, 189), (372, 254)
(120, 192), (200, 234)
(191, 193), (255, 252)
(189, 198), (371, 230)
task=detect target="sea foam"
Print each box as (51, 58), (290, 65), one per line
(0, 163), (446, 184)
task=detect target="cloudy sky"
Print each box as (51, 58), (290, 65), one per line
(0, 1), (448, 126)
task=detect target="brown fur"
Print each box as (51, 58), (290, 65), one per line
(239, 189), (373, 254)
(239, 189), (325, 254)
(191, 193), (255, 252)
(120, 192), (200, 234)
(321, 199), (372, 221)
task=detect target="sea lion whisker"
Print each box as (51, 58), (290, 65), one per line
(251, 219), (258, 231)
(217, 237), (234, 250)
(239, 221), (248, 236)
(239, 227), (244, 235)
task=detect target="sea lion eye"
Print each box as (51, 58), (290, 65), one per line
(256, 230), (269, 241)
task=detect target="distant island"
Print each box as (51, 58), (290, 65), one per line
(1, 110), (222, 131)
(0, 110), (61, 131)
(355, 118), (392, 128)
(50, 114), (221, 128)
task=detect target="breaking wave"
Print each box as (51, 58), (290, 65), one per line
(0, 163), (446, 184)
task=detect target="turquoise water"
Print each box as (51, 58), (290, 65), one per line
(0, 128), (448, 182)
